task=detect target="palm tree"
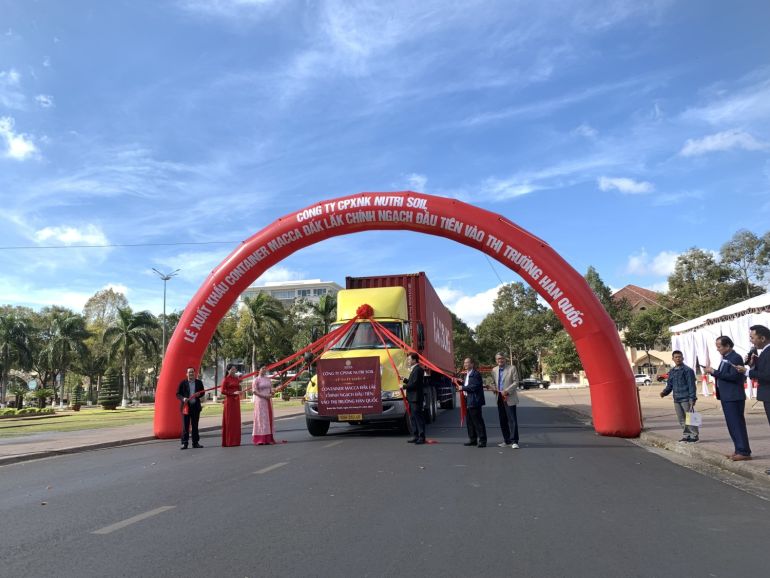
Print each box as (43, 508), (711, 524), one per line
(40, 310), (90, 408)
(241, 294), (285, 371)
(311, 293), (337, 336)
(103, 308), (159, 408)
(0, 311), (32, 404)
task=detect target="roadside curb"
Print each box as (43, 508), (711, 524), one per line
(0, 411), (305, 467)
(638, 430), (770, 487)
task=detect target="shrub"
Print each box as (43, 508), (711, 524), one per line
(99, 368), (121, 410)
(71, 384), (85, 410)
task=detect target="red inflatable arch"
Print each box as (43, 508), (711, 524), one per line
(155, 192), (641, 439)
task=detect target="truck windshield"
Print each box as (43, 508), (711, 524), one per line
(328, 322), (402, 350)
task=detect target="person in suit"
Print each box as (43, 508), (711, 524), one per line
(403, 352), (426, 444)
(176, 367), (205, 450)
(459, 357), (486, 448)
(704, 336), (750, 461)
(745, 325), (770, 474)
(488, 352), (520, 449)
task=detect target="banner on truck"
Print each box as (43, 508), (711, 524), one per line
(317, 357), (382, 417)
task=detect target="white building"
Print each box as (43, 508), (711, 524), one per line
(240, 279), (342, 309)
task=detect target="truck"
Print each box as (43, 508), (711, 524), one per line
(304, 272), (456, 436)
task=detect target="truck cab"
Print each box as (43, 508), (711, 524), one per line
(304, 273), (455, 436)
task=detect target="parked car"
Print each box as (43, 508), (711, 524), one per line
(656, 372), (669, 382)
(634, 373), (651, 386)
(519, 378), (550, 390)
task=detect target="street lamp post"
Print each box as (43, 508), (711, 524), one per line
(152, 268), (180, 362)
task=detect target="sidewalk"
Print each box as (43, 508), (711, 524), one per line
(524, 385), (770, 485)
(0, 405), (304, 466)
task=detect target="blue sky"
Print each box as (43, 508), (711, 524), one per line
(1, 0), (769, 327)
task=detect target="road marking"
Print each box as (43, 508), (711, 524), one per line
(254, 461), (288, 474)
(92, 506), (175, 535)
(322, 440), (344, 448)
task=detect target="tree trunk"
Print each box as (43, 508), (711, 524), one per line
(122, 356), (129, 408)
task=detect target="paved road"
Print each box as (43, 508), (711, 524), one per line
(2, 398), (770, 577)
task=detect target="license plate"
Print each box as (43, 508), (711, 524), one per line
(337, 414), (363, 421)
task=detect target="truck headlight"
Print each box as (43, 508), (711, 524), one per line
(305, 392), (318, 402)
(382, 390), (403, 400)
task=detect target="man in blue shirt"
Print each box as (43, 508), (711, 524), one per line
(660, 350), (698, 442)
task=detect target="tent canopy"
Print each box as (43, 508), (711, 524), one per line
(669, 292), (770, 370)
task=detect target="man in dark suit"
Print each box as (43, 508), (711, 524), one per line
(459, 357), (486, 448)
(704, 336), (750, 461)
(176, 367), (205, 450)
(403, 352), (426, 444)
(747, 325), (770, 474)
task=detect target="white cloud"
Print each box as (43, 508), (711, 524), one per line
(651, 190), (703, 206)
(598, 176), (654, 194)
(0, 116), (37, 160)
(680, 129), (767, 157)
(405, 173), (427, 192)
(178, 0), (278, 18)
(255, 266), (306, 284)
(573, 123), (598, 139)
(626, 249), (679, 276)
(438, 284), (502, 328)
(35, 94), (55, 108)
(480, 178), (539, 200)
(645, 281), (669, 293)
(0, 276), (95, 311)
(0, 69), (24, 109)
(681, 71), (770, 126)
(33, 224), (109, 246)
(154, 250), (230, 283)
(104, 283), (130, 296)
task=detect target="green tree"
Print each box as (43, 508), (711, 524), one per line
(83, 288), (129, 329)
(39, 307), (90, 408)
(665, 248), (745, 319)
(98, 367), (121, 410)
(0, 308), (32, 404)
(623, 307), (671, 373)
(103, 308), (159, 407)
(239, 293), (285, 371)
(584, 266), (633, 329)
(720, 229), (768, 298)
(310, 293), (337, 336)
(450, 311), (481, 370)
(476, 283), (553, 376)
(544, 330), (582, 376)
(71, 383), (84, 410)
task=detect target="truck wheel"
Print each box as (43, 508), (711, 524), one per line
(440, 390), (456, 410)
(424, 389), (437, 423)
(306, 418), (330, 437)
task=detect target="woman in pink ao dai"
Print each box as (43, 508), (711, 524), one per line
(252, 365), (276, 445)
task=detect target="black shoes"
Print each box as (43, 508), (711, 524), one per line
(407, 438), (417, 443)
(463, 441), (477, 446)
(477, 443), (487, 448)
(414, 439), (426, 445)
(180, 444), (188, 450)
(193, 443), (203, 448)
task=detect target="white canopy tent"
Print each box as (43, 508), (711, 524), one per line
(670, 292), (770, 377)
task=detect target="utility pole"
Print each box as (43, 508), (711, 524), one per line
(152, 268), (180, 362)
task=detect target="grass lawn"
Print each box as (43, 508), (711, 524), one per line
(0, 399), (304, 438)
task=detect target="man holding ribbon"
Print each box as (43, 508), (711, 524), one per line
(177, 366), (205, 450)
(489, 352), (520, 449)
